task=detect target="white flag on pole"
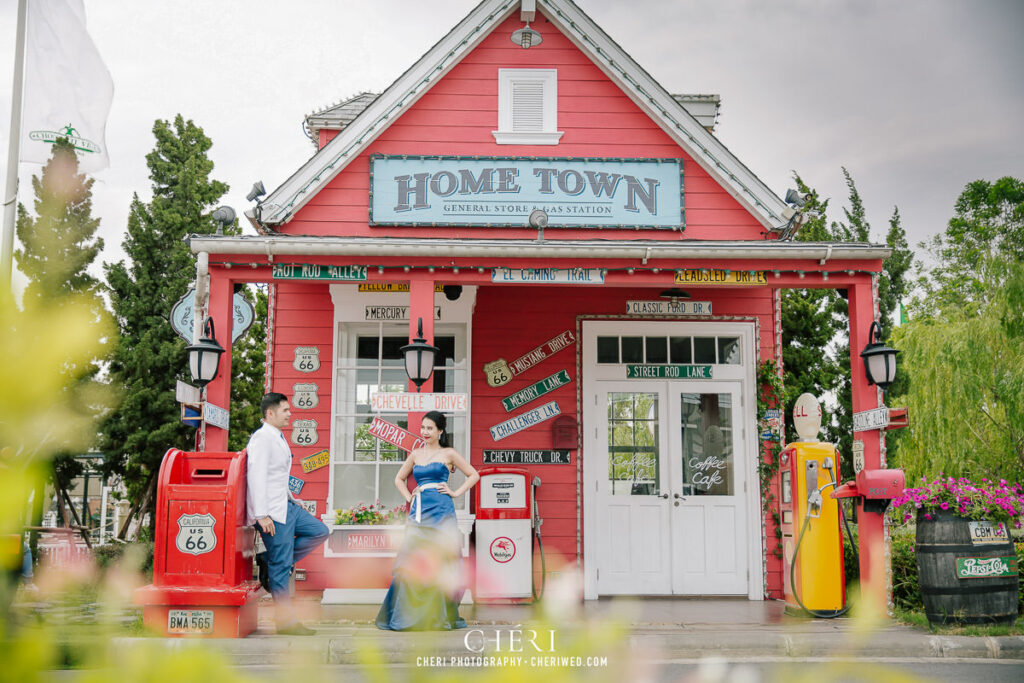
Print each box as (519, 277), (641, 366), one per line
(21, 0), (114, 173)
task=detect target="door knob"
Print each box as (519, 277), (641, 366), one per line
(673, 493), (685, 500)
(658, 493), (669, 499)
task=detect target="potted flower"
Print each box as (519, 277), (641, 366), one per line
(334, 501), (407, 526)
(891, 477), (1024, 626)
(328, 501), (407, 556)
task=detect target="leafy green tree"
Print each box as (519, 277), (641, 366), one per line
(781, 175), (844, 445)
(782, 170), (913, 478)
(16, 138), (104, 307)
(892, 177), (1024, 481)
(101, 116), (230, 510)
(892, 257), (1024, 481)
(14, 137), (111, 523)
(913, 176), (1024, 315)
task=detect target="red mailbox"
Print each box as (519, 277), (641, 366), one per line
(135, 449), (261, 637)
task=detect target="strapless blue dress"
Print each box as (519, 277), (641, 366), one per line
(376, 462), (467, 630)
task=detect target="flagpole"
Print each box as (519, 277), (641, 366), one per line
(1, 0), (28, 288)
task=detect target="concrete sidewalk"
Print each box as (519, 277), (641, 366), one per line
(115, 598), (1024, 665)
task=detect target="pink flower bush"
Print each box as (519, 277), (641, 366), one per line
(891, 476), (1024, 527)
(335, 500), (407, 525)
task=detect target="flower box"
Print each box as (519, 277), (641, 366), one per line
(325, 523), (404, 557)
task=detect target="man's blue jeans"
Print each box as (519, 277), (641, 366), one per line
(256, 500), (329, 622)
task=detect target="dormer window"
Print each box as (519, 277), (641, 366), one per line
(493, 69), (563, 145)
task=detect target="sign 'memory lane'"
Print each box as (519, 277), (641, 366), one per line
(626, 365), (713, 379)
(501, 370), (572, 412)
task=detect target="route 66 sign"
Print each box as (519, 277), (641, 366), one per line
(291, 419), (319, 446)
(293, 346), (321, 373)
(483, 359), (513, 387)
(292, 383), (319, 410)
(176, 513), (217, 556)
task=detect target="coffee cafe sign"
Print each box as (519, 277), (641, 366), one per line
(369, 155), (683, 228)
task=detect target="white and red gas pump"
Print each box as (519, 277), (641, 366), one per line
(474, 467), (544, 602)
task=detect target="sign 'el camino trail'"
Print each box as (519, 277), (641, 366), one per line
(370, 156), (683, 228)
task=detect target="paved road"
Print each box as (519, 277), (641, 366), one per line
(42, 657), (1020, 682)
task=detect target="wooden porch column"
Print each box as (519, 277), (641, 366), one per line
(848, 277), (887, 613)
(203, 272), (233, 451)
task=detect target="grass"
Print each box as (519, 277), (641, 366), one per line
(893, 606), (1024, 636)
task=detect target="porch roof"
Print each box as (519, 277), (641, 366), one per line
(189, 235), (890, 265)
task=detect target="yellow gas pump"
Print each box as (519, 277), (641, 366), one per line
(779, 393), (847, 617)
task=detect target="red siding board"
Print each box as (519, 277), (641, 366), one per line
(286, 12), (764, 242)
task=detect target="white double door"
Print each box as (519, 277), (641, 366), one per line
(590, 381), (749, 595)
(582, 322), (755, 597)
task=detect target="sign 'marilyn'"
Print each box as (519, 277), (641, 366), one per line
(370, 156), (683, 228)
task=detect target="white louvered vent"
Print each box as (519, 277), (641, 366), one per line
(511, 81), (544, 132)
(494, 69), (563, 145)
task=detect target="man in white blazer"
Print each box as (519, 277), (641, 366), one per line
(247, 392), (329, 635)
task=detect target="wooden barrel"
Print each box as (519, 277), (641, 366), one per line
(915, 510), (1019, 625)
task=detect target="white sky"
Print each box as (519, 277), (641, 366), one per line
(2, 0), (1023, 289)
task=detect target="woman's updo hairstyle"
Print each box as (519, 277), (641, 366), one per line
(423, 410), (450, 448)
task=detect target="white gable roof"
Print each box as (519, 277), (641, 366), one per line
(253, 0), (787, 230)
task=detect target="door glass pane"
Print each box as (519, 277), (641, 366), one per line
(718, 337), (741, 365)
(597, 336), (619, 363)
(645, 337), (668, 364)
(693, 337), (716, 363)
(670, 336), (692, 364)
(621, 337), (643, 363)
(678, 392), (734, 496)
(607, 392), (659, 496)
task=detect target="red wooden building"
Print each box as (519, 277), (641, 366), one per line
(190, 0), (891, 604)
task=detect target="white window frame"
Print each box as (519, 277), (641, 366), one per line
(493, 68), (563, 145)
(324, 285), (477, 558)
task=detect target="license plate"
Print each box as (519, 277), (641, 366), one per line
(167, 609), (214, 634)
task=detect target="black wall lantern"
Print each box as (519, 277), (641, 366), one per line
(401, 317), (440, 392)
(186, 317), (225, 387)
(860, 321), (899, 392)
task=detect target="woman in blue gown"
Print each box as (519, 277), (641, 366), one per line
(377, 411), (479, 630)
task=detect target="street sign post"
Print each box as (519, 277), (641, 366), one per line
(203, 402), (230, 430)
(170, 288), (256, 344)
(853, 407), (890, 432)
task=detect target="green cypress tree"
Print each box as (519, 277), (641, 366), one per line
(14, 137), (110, 521)
(782, 170), (913, 477)
(101, 115), (230, 509)
(16, 138), (104, 307)
(228, 286), (268, 451)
